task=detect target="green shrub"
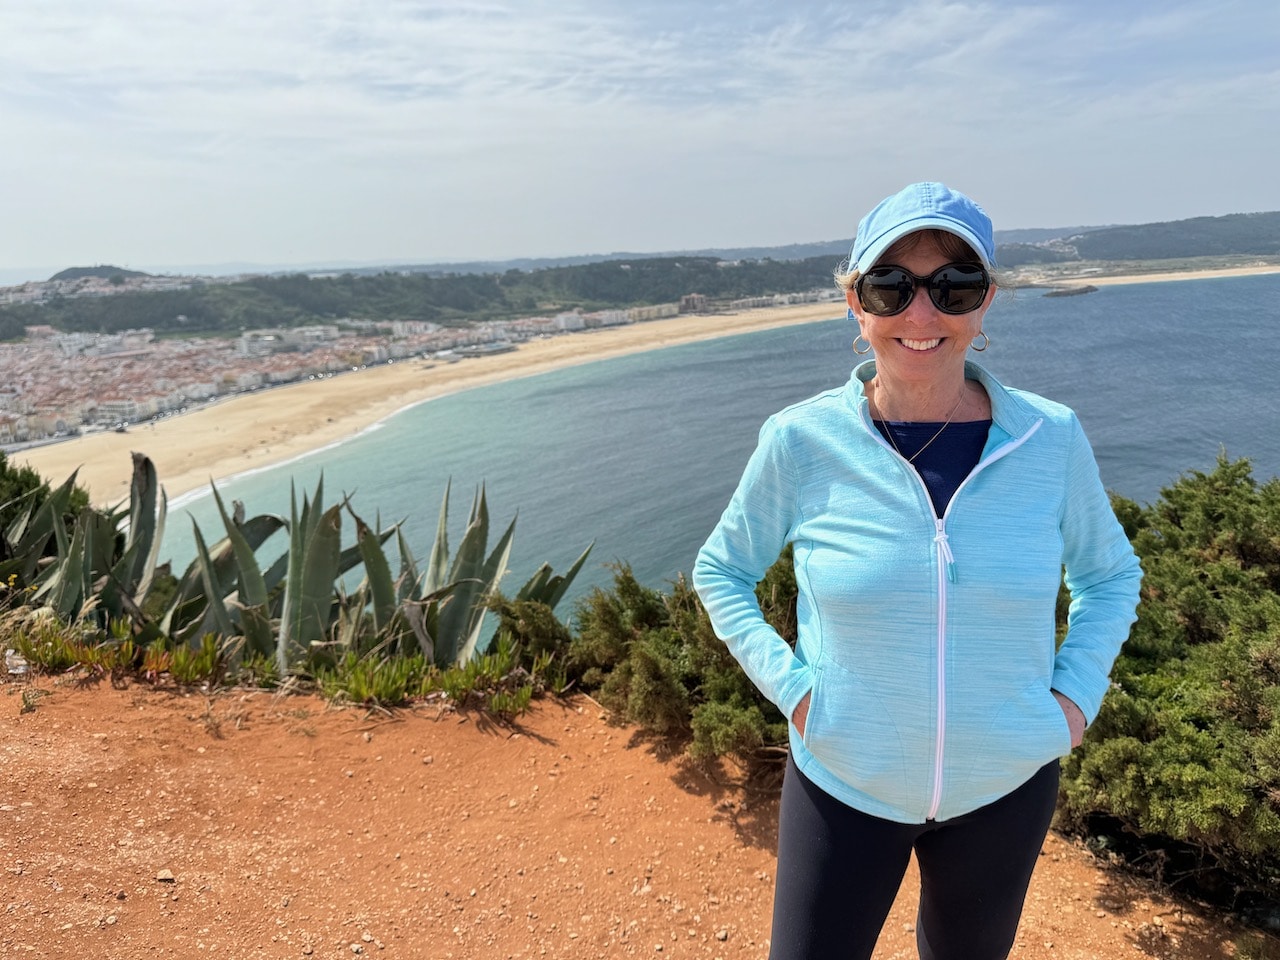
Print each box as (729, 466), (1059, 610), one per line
(1059, 457), (1280, 907)
(571, 559), (791, 767)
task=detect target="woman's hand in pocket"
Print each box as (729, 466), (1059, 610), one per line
(1052, 690), (1086, 749)
(792, 692), (812, 738)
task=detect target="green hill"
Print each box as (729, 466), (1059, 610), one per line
(48, 265), (151, 282)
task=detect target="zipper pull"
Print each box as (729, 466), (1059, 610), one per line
(934, 521), (956, 583)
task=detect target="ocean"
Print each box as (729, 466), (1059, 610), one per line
(161, 273), (1280, 605)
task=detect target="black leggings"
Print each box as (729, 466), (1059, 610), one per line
(769, 757), (1059, 960)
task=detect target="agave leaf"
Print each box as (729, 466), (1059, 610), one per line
(212, 486), (268, 606)
(515, 541), (593, 611)
(110, 454), (168, 612)
(333, 581), (369, 651)
(395, 528), (420, 604)
(160, 499), (284, 640)
(276, 485), (306, 672)
(423, 480), (452, 595)
(117, 452), (159, 590)
(430, 488), (488, 664)
(13, 471), (80, 581)
(191, 521), (237, 640)
(435, 488), (516, 665)
(3, 490), (37, 551)
(300, 474), (326, 543)
(348, 505), (397, 637)
(455, 513), (516, 664)
(401, 581), (460, 664)
(519, 563), (551, 600)
(298, 503), (344, 639)
(135, 486), (167, 607)
(402, 599), (434, 663)
(31, 508), (91, 621)
(278, 491), (343, 674)
(211, 486), (274, 656)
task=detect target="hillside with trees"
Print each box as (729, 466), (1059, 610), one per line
(0, 256), (837, 339)
(996, 211), (1280, 266)
(47, 265), (151, 283)
(5, 207), (1280, 339)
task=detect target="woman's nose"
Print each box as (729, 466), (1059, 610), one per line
(901, 285), (938, 322)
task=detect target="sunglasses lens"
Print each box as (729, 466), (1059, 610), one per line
(858, 268), (915, 316)
(929, 264), (988, 314)
(857, 264), (989, 316)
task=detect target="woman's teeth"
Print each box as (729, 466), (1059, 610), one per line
(901, 338), (941, 351)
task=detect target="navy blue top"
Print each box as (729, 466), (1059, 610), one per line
(873, 419), (993, 516)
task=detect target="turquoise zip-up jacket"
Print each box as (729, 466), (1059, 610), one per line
(693, 360), (1142, 823)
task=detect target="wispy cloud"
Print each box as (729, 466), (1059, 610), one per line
(1, 0), (1277, 270)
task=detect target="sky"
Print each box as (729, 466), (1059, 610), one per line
(2, 0), (1278, 283)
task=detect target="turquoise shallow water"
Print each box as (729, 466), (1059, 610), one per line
(161, 274), (1280, 605)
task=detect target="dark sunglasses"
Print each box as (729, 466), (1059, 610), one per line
(855, 262), (990, 317)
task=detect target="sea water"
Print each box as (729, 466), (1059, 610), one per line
(160, 273), (1280, 603)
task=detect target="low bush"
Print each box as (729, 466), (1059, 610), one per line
(1058, 457), (1280, 912)
(567, 560), (792, 766)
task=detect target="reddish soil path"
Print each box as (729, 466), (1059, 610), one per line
(0, 680), (1270, 959)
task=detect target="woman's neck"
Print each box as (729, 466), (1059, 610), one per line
(868, 375), (984, 422)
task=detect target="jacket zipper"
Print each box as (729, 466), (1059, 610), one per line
(863, 405), (1043, 819)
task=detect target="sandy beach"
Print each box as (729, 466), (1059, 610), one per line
(16, 260), (1280, 507)
(15, 302), (841, 505)
(1038, 262), (1280, 287)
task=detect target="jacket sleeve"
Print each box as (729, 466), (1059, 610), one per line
(1052, 414), (1143, 724)
(692, 417), (814, 721)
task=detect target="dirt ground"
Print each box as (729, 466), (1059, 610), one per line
(0, 678), (1273, 960)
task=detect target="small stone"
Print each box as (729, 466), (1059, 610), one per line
(116, 890), (127, 900)
(716, 929), (729, 941)
(155, 869), (176, 883)
(423, 756), (433, 765)
(302, 947), (313, 956)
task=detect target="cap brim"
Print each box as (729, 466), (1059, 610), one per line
(854, 217), (993, 274)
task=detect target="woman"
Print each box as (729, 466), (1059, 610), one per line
(692, 182), (1142, 959)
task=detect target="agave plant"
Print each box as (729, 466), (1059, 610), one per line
(351, 481), (591, 668)
(10, 454), (168, 631)
(173, 476), (379, 673)
(7, 453), (592, 680)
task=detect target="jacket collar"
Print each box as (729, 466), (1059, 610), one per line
(847, 359), (1042, 440)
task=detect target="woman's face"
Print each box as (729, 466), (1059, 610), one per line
(846, 233), (995, 389)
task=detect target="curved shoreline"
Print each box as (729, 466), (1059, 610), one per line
(16, 303), (841, 505)
(17, 261), (1280, 507)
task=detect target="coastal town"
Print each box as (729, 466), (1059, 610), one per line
(0, 271), (836, 447)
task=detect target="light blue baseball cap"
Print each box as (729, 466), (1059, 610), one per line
(851, 182), (996, 273)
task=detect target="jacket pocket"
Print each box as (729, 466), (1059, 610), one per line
(801, 653), (909, 806)
(962, 679), (1072, 801)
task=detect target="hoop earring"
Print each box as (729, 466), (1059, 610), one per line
(853, 335), (872, 355)
(971, 331), (990, 352)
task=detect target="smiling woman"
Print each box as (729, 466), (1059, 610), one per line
(693, 182), (1142, 960)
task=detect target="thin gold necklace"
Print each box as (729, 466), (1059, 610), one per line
(872, 386), (967, 464)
